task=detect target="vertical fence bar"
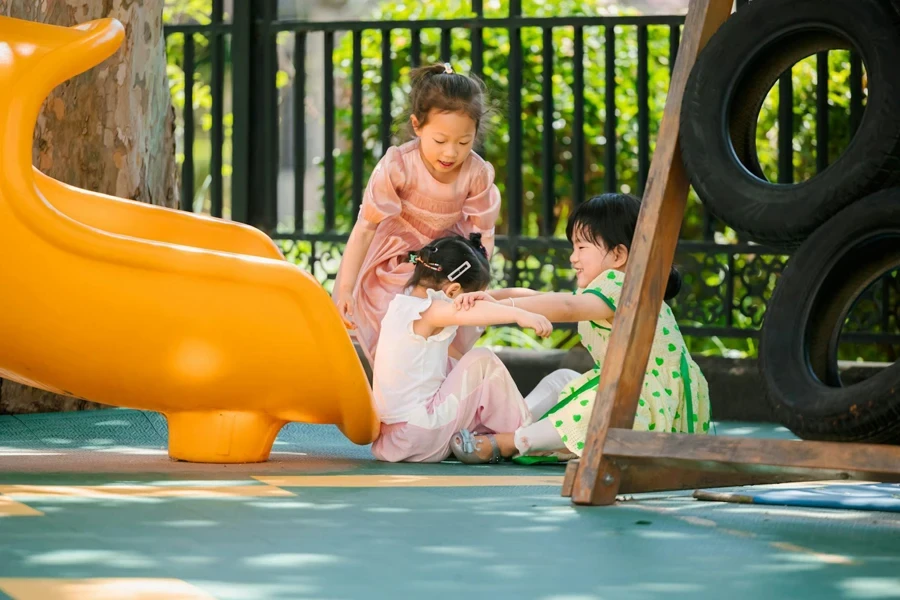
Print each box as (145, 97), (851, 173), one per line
(777, 71), (793, 184)
(726, 253), (736, 328)
(508, 0), (523, 240)
(572, 26), (585, 206)
(209, 0), (225, 217)
(507, 0), (523, 286)
(410, 28), (421, 68)
(702, 209), (716, 241)
(324, 30), (336, 232)
(181, 34), (195, 212)
(816, 51), (829, 173)
(261, 1), (279, 231)
(230, 0), (276, 230)
(471, 0), (485, 157)
(849, 52), (863, 135)
(441, 28), (452, 63)
(668, 25), (680, 78)
(229, 1), (250, 225)
(293, 32), (307, 232)
(541, 27), (555, 236)
(637, 25), (649, 194)
(604, 23), (617, 194)
(381, 29), (393, 153)
(471, 0), (484, 79)
(351, 31), (364, 223)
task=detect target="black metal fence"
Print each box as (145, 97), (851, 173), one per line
(162, 0), (898, 355)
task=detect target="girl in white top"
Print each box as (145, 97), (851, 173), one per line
(371, 233), (579, 463)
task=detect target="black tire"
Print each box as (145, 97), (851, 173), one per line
(760, 188), (900, 443)
(680, 0), (900, 248)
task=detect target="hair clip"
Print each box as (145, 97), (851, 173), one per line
(447, 261), (471, 282)
(408, 252), (418, 264)
(415, 256), (443, 272)
(443, 63), (453, 74)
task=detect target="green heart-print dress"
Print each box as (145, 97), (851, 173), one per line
(547, 269), (711, 455)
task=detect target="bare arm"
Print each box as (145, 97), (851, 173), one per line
(488, 287), (543, 301)
(498, 292), (614, 324)
(481, 234), (495, 260)
(415, 300), (552, 337)
(333, 220), (377, 299)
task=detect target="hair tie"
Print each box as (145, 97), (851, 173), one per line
(415, 255), (442, 272)
(443, 63), (453, 74)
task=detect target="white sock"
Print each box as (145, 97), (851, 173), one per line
(514, 418), (566, 455)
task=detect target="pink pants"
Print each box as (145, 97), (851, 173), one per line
(372, 348), (578, 463)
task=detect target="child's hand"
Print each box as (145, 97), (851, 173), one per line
(336, 298), (356, 329)
(453, 291), (496, 311)
(517, 311), (553, 338)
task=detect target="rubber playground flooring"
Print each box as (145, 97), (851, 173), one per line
(1, 410), (898, 599)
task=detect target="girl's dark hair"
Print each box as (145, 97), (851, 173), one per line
(407, 233), (492, 293)
(401, 63), (496, 144)
(566, 193), (683, 301)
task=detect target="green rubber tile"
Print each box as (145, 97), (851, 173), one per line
(143, 411), (169, 441)
(0, 416), (35, 447)
(273, 422), (374, 460)
(713, 421), (798, 440)
(1, 485), (898, 599)
(2, 410), (165, 450)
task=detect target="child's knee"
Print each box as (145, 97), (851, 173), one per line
(459, 347), (500, 370)
(550, 368), (580, 382)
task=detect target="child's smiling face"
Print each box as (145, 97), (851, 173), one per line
(569, 226), (626, 288)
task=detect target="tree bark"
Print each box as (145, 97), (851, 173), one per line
(0, 0), (179, 414)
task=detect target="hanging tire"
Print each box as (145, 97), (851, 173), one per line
(680, 0), (900, 248)
(759, 188), (900, 443)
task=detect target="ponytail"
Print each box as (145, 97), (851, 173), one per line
(664, 266), (682, 301)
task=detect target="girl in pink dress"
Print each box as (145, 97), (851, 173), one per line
(371, 233), (579, 463)
(332, 62), (501, 366)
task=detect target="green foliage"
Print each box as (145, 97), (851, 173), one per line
(327, 1), (860, 239)
(166, 0), (892, 360)
(321, 0), (872, 358)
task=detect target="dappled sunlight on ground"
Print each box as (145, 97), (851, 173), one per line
(1, 410), (898, 598)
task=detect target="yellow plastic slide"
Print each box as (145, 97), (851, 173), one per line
(0, 16), (379, 462)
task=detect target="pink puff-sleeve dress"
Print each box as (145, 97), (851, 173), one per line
(335, 138), (501, 366)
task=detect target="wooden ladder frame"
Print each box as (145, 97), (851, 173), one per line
(562, 0), (900, 506)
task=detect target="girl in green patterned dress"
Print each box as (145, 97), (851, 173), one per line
(448, 193), (711, 464)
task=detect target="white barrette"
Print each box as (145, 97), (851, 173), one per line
(443, 63), (453, 74)
(447, 261), (471, 282)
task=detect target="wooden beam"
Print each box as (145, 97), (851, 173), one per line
(570, 0), (735, 506)
(564, 431), (900, 498)
(565, 459), (827, 497)
(610, 429), (900, 479)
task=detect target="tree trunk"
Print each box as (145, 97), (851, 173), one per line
(0, 0), (179, 414)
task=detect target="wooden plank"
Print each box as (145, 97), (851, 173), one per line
(566, 431), (900, 499)
(617, 466), (827, 494)
(564, 456), (827, 499)
(562, 460), (579, 497)
(571, 0), (735, 506)
(607, 429), (900, 481)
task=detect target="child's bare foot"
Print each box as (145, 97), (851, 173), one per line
(450, 430), (517, 464)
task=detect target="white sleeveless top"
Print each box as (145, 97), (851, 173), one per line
(372, 289), (458, 424)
